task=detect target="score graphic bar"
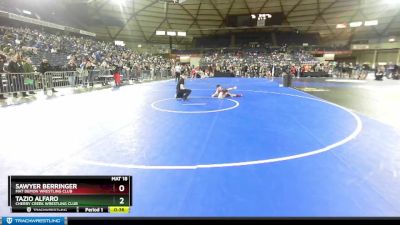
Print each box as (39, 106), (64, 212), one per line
(8, 176), (132, 213)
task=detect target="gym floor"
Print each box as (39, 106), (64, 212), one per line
(0, 77), (399, 216)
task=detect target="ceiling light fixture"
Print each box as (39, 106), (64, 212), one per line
(22, 10), (31, 15)
(167, 31), (176, 36)
(336, 24), (347, 29)
(364, 20), (378, 26)
(349, 21), (363, 28)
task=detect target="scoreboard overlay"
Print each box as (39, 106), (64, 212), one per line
(8, 176), (132, 213)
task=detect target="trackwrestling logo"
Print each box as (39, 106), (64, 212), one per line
(2, 217), (64, 225)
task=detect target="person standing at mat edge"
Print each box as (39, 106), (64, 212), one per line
(175, 63), (182, 82)
(176, 75), (191, 101)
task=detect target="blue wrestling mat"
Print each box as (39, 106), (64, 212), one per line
(0, 78), (399, 216)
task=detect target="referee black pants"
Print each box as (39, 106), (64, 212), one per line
(177, 89), (191, 100)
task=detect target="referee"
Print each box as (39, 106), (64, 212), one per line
(176, 74), (191, 101)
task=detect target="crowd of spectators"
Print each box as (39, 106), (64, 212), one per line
(374, 63), (400, 80)
(198, 46), (400, 80)
(0, 26), (174, 71)
(321, 62), (399, 80)
(1, 25), (399, 100)
(199, 45), (321, 77)
(0, 25), (175, 99)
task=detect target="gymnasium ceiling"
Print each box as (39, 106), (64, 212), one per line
(62, 0), (400, 44)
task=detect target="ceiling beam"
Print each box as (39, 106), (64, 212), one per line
(278, 0), (290, 25)
(320, 17), (336, 37)
(166, 18), (179, 44)
(92, 0), (113, 40)
(359, 10), (380, 37)
(285, 0), (304, 18)
(177, 3), (204, 36)
(333, 0), (363, 41)
(178, 20), (196, 44)
(165, 3), (178, 44)
(305, 0), (339, 33)
(148, 18), (167, 41)
(134, 18), (148, 42)
(130, 0), (148, 42)
(316, 0), (336, 37)
(190, 23), (340, 31)
(177, 1), (205, 44)
(88, 0), (400, 43)
(243, 0), (252, 14)
(148, 1), (169, 42)
(258, 0), (270, 14)
(208, 0), (225, 20)
(112, 0), (159, 40)
(91, 0), (110, 13)
(382, 8), (400, 35)
(195, 1), (205, 36)
(213, 0), (236, 35)
(347, 0), (363, 45)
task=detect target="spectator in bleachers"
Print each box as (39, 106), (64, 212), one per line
(290, 64), (296, 77)
(40, 58), (57, 93)
(66, 59), (77, 87)
(66, 59), (77, 71)
(7, 53), (23, 73)
(113, 66), (121, 87)
(375, 65), (385, 81)
(22, 57), (36, 95)
(0, 52), (7, 99)
(99, 60), (110, 86)
(8, 53), (28, 97)
(78, 58), (89, 88)
(22, 57), (34, 73)
(86, 60), (96, 88)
